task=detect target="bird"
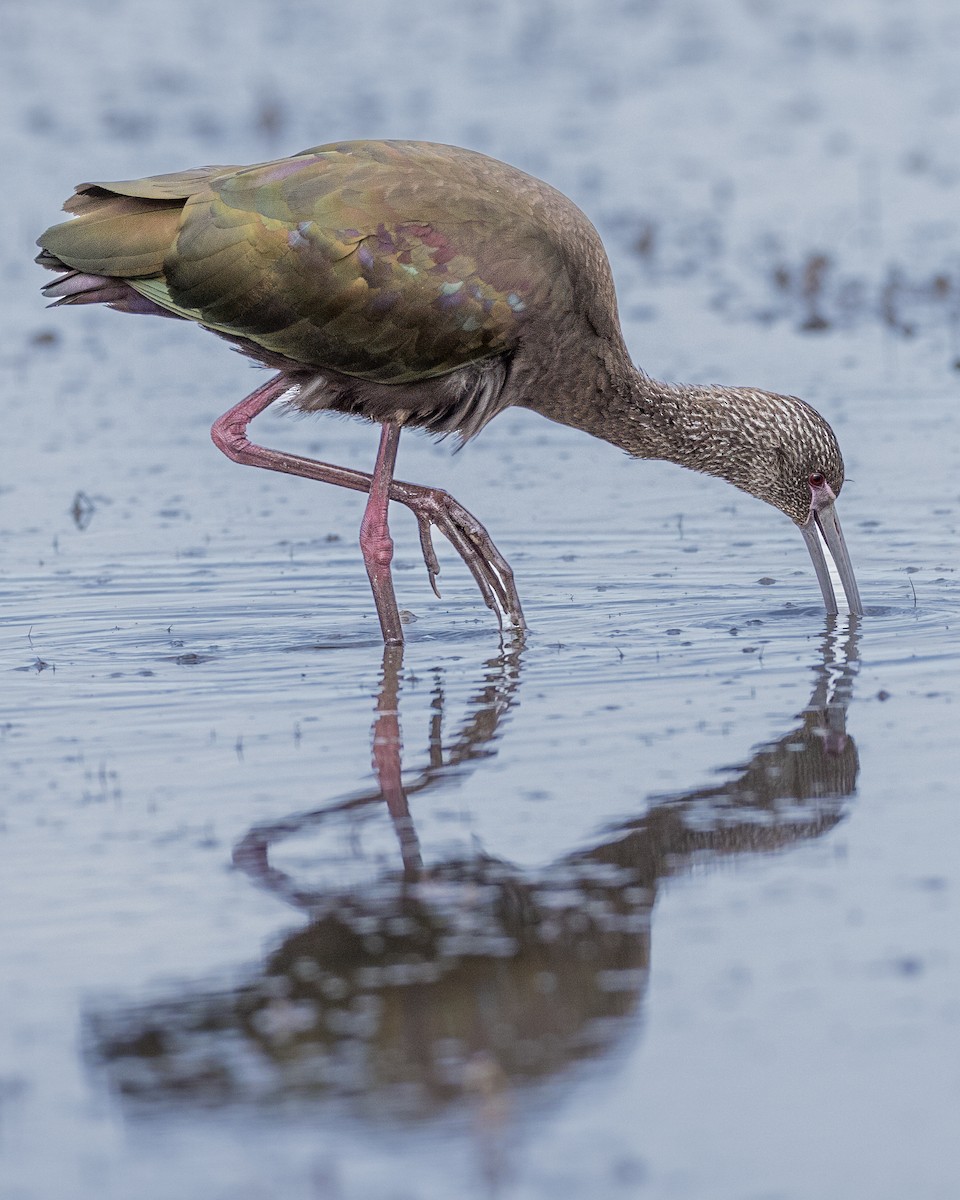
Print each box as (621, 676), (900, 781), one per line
(36, 139), (863, 643)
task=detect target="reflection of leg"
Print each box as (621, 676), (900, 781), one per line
(210, 374), (526, 632)
(373, 646), (423, 877)
(360, 424), (404, 644)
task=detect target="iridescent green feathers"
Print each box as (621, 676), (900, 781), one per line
(38, 141), (572, 384)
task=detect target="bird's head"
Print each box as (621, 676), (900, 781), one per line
(715, 389), (863, 616)
(747, 397), (846, 525)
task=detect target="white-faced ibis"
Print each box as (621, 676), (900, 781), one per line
(37, 140), (863, 643)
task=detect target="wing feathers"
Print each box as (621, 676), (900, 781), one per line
(67, 166), (238, 208)
(37, 143), (563, 390)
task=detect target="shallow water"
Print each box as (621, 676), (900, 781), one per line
(3, 2), (960, 1198)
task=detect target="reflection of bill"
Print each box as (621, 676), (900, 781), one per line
(86, 621), (859, 1124)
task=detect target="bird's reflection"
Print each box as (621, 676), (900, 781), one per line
(86, 622), (860, 1125)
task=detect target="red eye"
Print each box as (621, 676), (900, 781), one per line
(809, 472), (826, 488)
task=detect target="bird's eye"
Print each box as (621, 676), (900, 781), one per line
(809, 471), (826, 488)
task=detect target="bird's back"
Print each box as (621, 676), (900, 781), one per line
(38, 141), (614, 390)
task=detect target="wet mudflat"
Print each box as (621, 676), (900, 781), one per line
(3, 2), (960, 1198)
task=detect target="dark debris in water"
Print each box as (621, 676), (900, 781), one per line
(70, 491), (96, 531)
(621, 211), (960, 355)
(764, 251), (960, 342)
(14, 657), (54, 673)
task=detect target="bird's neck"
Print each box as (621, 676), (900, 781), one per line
(520, 337), (774, 493)
(574, 361), (755, 485)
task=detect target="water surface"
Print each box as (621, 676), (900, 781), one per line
(3, 3), (960, 1198)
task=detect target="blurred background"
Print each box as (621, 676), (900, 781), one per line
(3, 2), (960, 1199)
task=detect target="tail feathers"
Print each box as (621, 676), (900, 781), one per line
(35, 248), (65, 271)
(39, 264), (183, 318)
(37, 194), (183, 278)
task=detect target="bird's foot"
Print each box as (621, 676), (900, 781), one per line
(389, 481), (526, 632)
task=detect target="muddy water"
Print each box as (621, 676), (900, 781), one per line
(3, 2), (960, 1198)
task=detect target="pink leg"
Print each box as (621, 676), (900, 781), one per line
(210, 374), (526, 635)
(360, 423), (403, 644)
(210, 374), (373, 493)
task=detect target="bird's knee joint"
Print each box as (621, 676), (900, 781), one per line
(360, 525), (394, 567)
(211, 420), (249, 459)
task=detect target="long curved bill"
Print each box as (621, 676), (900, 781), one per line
(801, 502), (863, 616)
